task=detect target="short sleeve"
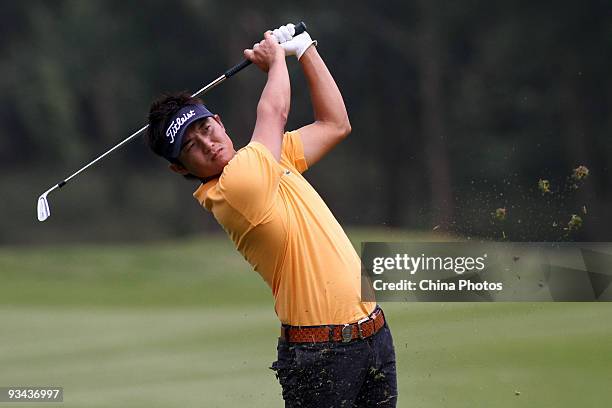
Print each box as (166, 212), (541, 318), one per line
(217, 142), (282, 226)
(281, 130), (308, 173)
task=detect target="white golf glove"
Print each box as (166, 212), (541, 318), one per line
(272, 23), (317, 60)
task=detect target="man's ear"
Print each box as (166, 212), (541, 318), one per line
(169, 162), (189, 175)
(212, 114), (225, 129)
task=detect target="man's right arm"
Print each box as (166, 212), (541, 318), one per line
(244, 31), (290, 161)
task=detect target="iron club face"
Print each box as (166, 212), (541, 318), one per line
(37, 194), (50, 222)
(37, 185), (58, 222)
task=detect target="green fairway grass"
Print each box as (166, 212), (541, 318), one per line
(1, 229), (611, 407)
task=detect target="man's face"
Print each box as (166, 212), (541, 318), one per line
(173, 115), (236, 179)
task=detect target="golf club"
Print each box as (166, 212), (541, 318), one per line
(36, 21), (307, 222)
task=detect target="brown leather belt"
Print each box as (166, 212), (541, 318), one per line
(280, 307), (385, 343)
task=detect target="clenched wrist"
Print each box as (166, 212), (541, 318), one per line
(268, 57), (287, 72)
(298, 44), (317, 62)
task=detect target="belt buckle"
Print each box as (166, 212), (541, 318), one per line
(357, 316), (369, 339)
(341, 324), (352, 343)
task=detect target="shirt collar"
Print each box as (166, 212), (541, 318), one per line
(192, 177), (219, 205)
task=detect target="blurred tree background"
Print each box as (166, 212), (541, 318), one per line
(1, 0), (611, 244)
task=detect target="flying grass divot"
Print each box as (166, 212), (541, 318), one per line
(570, 165), (589, 189)
(491, 208), (507, 222)
(538, 179), (551, 194)
(567, 214), (583, 232)
(486, 165), (590, 240)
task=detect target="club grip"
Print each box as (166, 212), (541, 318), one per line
(224, 59), (251, 78)
(293, 21), (307, 36)
(224, 21), (308, 78)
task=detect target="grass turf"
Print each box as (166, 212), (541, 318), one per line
(1, 229), (611, 407)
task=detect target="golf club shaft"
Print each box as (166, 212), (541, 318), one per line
(221, 21), (307, 80)
(60, 74), (226, 188)
(54, 21), (307, 190)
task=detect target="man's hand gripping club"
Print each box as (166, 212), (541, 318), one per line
(272, 23), (317, 60)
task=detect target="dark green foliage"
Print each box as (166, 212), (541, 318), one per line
(2, 1), (611, 243)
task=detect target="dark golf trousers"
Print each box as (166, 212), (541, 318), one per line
(271, 319), (398, 407)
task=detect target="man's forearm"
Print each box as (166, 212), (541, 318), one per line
(257, 59), (290, 121)
(299, 47), (350, 134)
(251, 57), (290, 160)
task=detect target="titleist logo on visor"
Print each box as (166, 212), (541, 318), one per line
(166, 109), (196, 143)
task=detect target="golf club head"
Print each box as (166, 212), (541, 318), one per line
(37, 193), (51, 222)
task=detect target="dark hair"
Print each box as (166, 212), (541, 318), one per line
(146, 91), (204, 161)
(146, 91), (204, 180)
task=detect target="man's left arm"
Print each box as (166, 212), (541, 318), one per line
(295, 46), (351, 167)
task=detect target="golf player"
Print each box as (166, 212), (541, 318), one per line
(145, 24), (397, 407)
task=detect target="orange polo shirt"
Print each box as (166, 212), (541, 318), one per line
(193, 131), (375, 326)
